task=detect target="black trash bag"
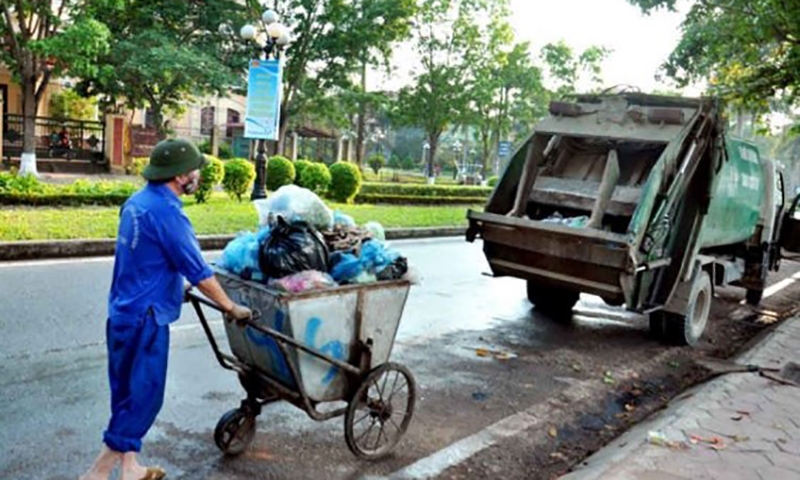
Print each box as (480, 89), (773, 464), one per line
(376, 256), (408, 281)
(259, 218), (329, 279)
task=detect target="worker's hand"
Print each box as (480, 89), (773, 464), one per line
(225, 303), (252, 325)
(183, 283), (193, 303)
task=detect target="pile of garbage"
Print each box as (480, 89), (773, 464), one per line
(219, 185), (414, 294)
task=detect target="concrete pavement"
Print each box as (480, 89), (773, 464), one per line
(563, 314), (800, 480)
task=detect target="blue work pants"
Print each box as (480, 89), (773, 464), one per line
(102, 311), (169, 452)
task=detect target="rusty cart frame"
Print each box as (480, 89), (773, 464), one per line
(187, 268), (417, 460)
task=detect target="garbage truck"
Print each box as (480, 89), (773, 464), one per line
(466, 93), (800, 346)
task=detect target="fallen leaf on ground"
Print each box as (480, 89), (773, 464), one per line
(550, 452), (568, 462)
(731, 415), (743, 421)
(625, 403), (635, 412)
(548, 427), (558, 438)
(728, 435), (750, 443)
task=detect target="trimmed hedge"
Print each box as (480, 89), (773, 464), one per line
(360, 183), (492, 198)
(223, 158), (256, 201)
(294, 159), (314, 187)
(329, 162), (363, 203)
(0, 193), (131, 206)
(300, 162), (332, 194)
(266, 155), (295, 191)
(354, 194), (487, 205)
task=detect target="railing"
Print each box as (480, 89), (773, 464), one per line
(2, 114), (105, 163)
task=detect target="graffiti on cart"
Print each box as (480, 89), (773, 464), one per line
(304, 317), (346, 384)
(245, 309), (295, 387)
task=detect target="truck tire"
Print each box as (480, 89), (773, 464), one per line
(527, 281), (579, 321)
(745, 288), (763, 306)
(657, 271), (712, 346)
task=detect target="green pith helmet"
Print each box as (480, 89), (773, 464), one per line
(142, 138), (207, 181)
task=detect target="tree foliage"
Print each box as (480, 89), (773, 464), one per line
(77, 0), (249, 138)
(628, 0), (800, 108)
(0, 1), (110, 168)
(250, 0), (415, 151)
(392, 0), (489, 181)
(461, 2), (547, 175)
(540, 41), (610, 98)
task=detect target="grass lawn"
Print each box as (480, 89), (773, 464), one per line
(0, 193), (481, 241)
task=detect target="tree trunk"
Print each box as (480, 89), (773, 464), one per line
(19, 69), (39, 176)
(427, 132), (440, 185)
(355, 59), (368, 168)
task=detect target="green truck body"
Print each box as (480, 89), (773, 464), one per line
(467, 93), (800, 345)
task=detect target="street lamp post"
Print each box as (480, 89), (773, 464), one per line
(238, 8), (292, 201)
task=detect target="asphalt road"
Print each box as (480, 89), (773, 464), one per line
(1, 237), (798, 479)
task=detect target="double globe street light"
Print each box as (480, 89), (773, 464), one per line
(237, 8), (291, 200)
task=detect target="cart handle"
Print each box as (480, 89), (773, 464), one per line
(185, 289), (362, 376)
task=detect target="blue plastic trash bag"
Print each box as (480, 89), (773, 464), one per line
(221, 231), (264, 281)
(333, 210), (356, 227)
(359, 240), (399, 271)
(330, 251), (364, 283)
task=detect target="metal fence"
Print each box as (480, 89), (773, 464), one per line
(2, 114), (105, 163)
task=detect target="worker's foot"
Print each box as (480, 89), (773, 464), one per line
(78, 445), (120, 480)
(121, 452), (166, 480)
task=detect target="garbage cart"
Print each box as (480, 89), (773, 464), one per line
(187, 267), (416, 460)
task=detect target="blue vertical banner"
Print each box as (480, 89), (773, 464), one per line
(497, 140), (512, 158)
(245, 59), (283, 140)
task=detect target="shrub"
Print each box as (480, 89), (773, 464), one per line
(0, 174), (138, 206)
(329, 162), (363, 203)
(0, 172), (54, 195)
(368, 154), (386, 175)
(62, 179), (137, 196)
(195, 155), (225, 203)
(401, 156), (417, 170)
(266, 155), (295, 191)
(300, 162), (332, 195)
(131, 157), (149, 177)
(223, 158), (256, 201)
(294, 159), (314, 186)
(198, 139), (233, 159)
(487, 176), (499, 187)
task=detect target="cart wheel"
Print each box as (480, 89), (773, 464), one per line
(214, 407), (257, 456)
(344, 362), (416, 460)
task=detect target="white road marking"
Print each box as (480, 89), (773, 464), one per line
(739, 271), (800, 304)
(764, 271), (800, 298)
(0, 256), (114, 268)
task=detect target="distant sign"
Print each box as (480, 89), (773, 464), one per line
(498, 141), (512, 158)
(129, 126), (159, 158)
(244, 59), (283, 140)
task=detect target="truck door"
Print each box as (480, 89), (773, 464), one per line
(780, 193), (800, 253)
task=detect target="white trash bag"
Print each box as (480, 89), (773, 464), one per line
(253, 185), (334, 230)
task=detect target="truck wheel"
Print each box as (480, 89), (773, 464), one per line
(527, 282), (579, 321)
(745, 289), (763, 306)
(662, 272), (712, 346)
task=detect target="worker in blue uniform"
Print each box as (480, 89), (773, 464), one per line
(80, 139), (252, 480)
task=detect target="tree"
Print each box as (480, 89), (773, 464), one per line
(0, 1), (110, 175)
(392, 0), (488, 183)
(49, 88), (97, 121)
(251, 0), (414, 155)
(461, 3), (547, 176)
(78, 0), (248, 139)
(347, 0), (415, 168)
(628, 0), (800, 109)
(540, 41), (610, 98)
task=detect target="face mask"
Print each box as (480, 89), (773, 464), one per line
(180, 170), (201, 195)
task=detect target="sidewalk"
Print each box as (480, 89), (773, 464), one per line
(563, 316), (800, 480)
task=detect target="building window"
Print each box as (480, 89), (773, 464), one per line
(226, 109), (241, 138)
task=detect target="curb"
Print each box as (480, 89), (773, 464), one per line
(0, 227), (466, 261)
